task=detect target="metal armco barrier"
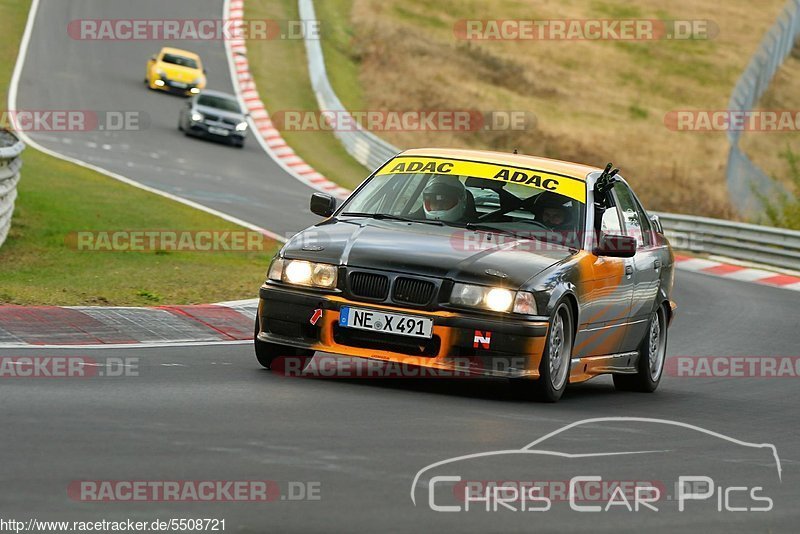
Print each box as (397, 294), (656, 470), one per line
(299, 0), (800, 272)
(0, 130), (24, 249)
(725, 0), (800, 213)
(655, 212), (800, 271)
(299, 0), (398, 170)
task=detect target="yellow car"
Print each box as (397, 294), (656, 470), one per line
(145, 47), (206, 96)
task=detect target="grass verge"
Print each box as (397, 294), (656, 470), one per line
(0, 0), (277, 305)
(251, 0), (793, 222)
(246, 0), (371, 190)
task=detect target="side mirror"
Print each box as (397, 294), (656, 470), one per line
(203, 68), (208, 74)
(310, 192), (336, 217)
(149, 55), (156, 61)
(594, 234), (636, 258)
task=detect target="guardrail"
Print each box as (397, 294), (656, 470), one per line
(298, 0), (800, 272)
(655, 212), (800, 271)
(0, 130), (24, 249)
(725, 0), (800, 214)
(299, 0), (397, 170)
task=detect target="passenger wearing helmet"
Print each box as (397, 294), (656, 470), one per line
(422, 176), (469, 223)
(533, 192), (573, 231)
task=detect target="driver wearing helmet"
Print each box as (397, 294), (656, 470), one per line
(534, 192), (573, 231)
(422, 176), (469, 223)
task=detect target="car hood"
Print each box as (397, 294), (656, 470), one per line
(283, 220), (574, 288)
(157, 62), (202, 83)
(194, 104), (244, 122)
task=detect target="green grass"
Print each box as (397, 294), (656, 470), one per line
(0, 0), (31, 106)
(313, 0), (365, 112)
(0, 150), (278, 305)
(246, 0), (371, 190)
(0, 0), (278, 305)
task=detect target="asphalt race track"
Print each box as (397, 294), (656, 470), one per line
(3, 0), (799, 532)
(15, 0), (317, 237)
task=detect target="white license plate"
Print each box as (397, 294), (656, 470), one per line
(339, 306), (433, 339)
(208, 126), (230, 136)
(171, 81), (188, 88)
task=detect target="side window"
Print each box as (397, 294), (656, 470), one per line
(600, 205), (623, 235)
(613, 184), (646, 249)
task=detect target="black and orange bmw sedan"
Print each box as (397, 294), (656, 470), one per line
(255, 149), (676, 402)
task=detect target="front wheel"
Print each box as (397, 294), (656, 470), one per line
(510, 301), (574, 402)
(254, 318), (314, 372)
(613, 305), (667, 393)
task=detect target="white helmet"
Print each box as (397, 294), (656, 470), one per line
(422, 177), (467, 222)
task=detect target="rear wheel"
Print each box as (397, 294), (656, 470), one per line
(254, 317), (313, 372)
(613, 304), (667, 392)
(510, 301), (573, 402)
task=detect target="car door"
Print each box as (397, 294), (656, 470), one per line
(573, 198), (634, 358)
(613, 182), (661, 353)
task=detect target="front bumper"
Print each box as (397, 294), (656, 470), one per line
(188, 121), (245, 141)
(154, 78), (200, 95)
(257, 284), (549, 379)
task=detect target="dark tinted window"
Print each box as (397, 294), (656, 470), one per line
(197, 95), (241, 113)
(162, 53), (199, 69)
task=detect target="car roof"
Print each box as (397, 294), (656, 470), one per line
(159, 47), (201, 60)
(398, 148), (602, 182)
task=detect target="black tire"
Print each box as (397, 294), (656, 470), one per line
(254, 318), (313, 371)
(613, 304), (668, 393)
(510, 301), (574, 403)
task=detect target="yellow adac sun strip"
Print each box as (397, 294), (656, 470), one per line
(376, 156), (586, 203)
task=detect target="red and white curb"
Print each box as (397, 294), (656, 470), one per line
(0, 300), (259, 348)
(2, 254), (798, 348)
(675, 255), (800, 291)
(225, 0), (350, 200)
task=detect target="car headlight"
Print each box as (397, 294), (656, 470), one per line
(192, 77), (203, 85)
(235, 121), (248, 132)
(268, 258), (338, 289)
(191, 112), (204, 122)
(450, 283), (537, 314)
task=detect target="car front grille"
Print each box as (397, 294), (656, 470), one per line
(393, 277), (436, 305)
(349, 272), (390, 300)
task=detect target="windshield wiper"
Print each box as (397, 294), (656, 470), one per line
(340, 212), (444, 226)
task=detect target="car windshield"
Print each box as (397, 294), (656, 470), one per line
(341, 156), (586, 246)
(161, 53), (199, 69)
(197, 95), (241, 113)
